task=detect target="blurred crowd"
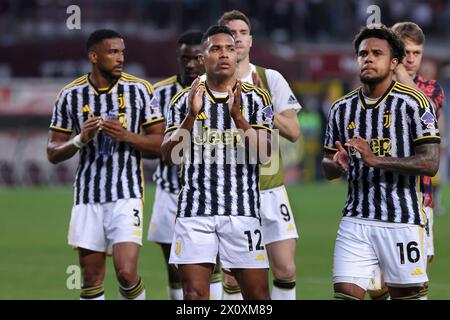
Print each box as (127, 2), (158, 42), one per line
(1, 0), (450, 43)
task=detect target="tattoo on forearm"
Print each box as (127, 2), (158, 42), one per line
(376, 143), (439, 176)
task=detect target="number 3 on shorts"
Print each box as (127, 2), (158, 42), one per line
(133, 208), (141, 227)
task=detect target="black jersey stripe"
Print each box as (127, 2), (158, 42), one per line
(223, 102), (233, 215)
(169, 84), (178, 112)
(153, 82), (182, 193)
(159, 88), (167, 115)
(359, 105), (370, 218)
(409, 175), (421, 225)
(92, 92), (104, 203)
(371, 100), (382, 221)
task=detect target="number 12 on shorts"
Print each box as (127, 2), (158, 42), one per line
(244, 230), (264, 251)
(396, 241), (420, 264)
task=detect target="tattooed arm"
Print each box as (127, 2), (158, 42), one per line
(346, 136), (439, 176)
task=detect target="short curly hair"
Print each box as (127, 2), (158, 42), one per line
(353, 24), (405, 62)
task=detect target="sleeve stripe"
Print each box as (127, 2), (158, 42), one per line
(324, 146), (338, 152)
(241, 82), (270, 105)
(251, 124), (272, 131)
(414, 135), (441, 142)
(164, 126), (179, 134)
(330, 89), (359, 107)
(121, 73), (155, 94)
(394, 83), (430, 108)
(255, 87), (271, 105)
(50, 125), (73, 133)
(170, 87), (191, 106)
(153, 76), (177, 88)
(56, 77), (87, 100)
(241, 82), (271, 106)
(142, 117), (165, 127)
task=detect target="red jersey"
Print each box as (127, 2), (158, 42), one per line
(415, 74), (445, 208)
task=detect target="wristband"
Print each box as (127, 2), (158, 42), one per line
(72, 134), (86, 149)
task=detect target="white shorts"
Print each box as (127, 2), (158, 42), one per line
(260, 185), (299, 245)
(147, 185), (178, 244)
(333, 217), (428, 289)
(169, 216), (269, 269)
(424, 206), (434, 257)
(367, 266), (384, 291)
(68, 198), (143, 254)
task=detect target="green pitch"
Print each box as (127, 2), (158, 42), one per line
(1, 182), (449, 299)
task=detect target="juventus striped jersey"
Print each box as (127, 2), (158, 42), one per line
(166, 81), (274, 218)
(50, 73), (164, 205)
(152, 76), (184, 194)
(324, 81), (440, 226)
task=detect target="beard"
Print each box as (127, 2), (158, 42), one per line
(360, 71), (389, 86)
(99, 65), (120, 81)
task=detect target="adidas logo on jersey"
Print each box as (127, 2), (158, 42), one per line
(411, 267), (424, 276)
(81, 104), (90, 113)
(175, 241), (182, 255)
(196, 112), (208, 120)
(347, 122), (356, 130)
(288, 94), (298, 104)
(256, 252), (265, 261)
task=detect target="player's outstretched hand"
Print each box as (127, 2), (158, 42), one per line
(333, 141), (350, 172)
(80, 116), (102, 143)
(227, 80), (242, 119)
(188, 77), (204, 117)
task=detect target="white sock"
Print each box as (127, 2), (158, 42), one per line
(222, 292), (243, 300)
(272, 279), (296, 300)
(80, 294), (105, 300)
(209, 281), (223, 300)
(271, 286), (296, 300)
(119, 278), (146, 300)
(168, 286), (184, 300)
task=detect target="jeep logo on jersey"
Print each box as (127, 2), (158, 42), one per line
(348, 137), (392, 157)
(421, 110), (435, 129)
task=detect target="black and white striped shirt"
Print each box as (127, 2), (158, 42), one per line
(152, 76), (184, 194)
(166, 81), (274, 218)
(324, 81), (440, 226)
(50, 73), (164, 205)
